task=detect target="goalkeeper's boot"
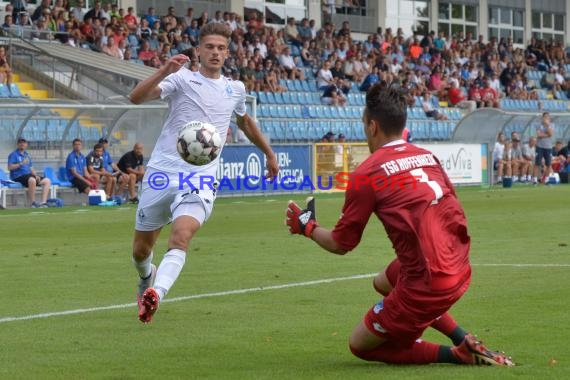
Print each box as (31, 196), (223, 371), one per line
(451, 333), (515, 366)
(138, 287), (160, 324)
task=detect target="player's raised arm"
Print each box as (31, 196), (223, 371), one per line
(129, 54), (190, 104)
(236, 113), (279, 181)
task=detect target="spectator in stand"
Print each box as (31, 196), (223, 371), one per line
(445, 81), (476, 113)
(0, 46), (13, 88)
(422, 92), (448, 120)
(195, 11), (209, 28)
(468, 83), (483, 108)
(7, 138), (51, 208)
(142, 7), (157, 28)
(31, 0), (50, 22)
(138, 40), (157, 65)
(540, 66), (557, 90)
(210, 10), (224, 24)
(321, 77), (347, 106)
(278, 46), (305, 80)
(185, 19), (200, 47)
(101, 36), (123, 59)
(330, 59), (351, 93)
(317, 60), (334, 90)
(284, 17), (301, 47)
(123, 7), (138, 32)
(479, 80), (500, 108)
(183, 7), (194, 27)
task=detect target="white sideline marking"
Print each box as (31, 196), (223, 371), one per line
(1, 263), (569, 324)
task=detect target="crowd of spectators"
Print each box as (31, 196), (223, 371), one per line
(2, 1), (570, 110)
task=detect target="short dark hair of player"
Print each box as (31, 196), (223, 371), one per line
(364, 81), (408, 137)
(72, 138), (82, 144)
(93, 143), (104, 151)
(199, 22), (231, 42)
(542, 111), (550, 117)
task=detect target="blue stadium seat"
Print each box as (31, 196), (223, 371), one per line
(281, 91), (291, 104)
(44, 166), (71, 187)
(301, 80), (310, 92)
(314, 106), (326, 119)
(0, 84), (10, 97)
(258, 105), (269, 118)
(283, 105), (294, 118)
(276, 105), (287, 118)
(292, 105), (303, 118)
(310, 92), (320, 104)
(293, 79), (304, 92)
(286, 80), (296, 92)
(9, 84), (24, 98)
(0, 168), (23, 188)
(268, 105), (279, 118)
(308, 80), (317, 92)
(265, 91), (276, 104)
(330, 107), (340, 119)
(322, 106), (333, 118)
(307, 105), (318, 118)
(296, 92), (308, 105)
(289, 92), (300, 104)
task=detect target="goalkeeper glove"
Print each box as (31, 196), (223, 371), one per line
(286, 197), (318, 237)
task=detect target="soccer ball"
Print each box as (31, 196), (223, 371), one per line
(177, 121), (222, 166)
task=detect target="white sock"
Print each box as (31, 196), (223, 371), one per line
(153, 249), (186, 300)
(133, 251), (153, 279)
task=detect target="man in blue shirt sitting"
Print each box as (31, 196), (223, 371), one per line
(65, 138), (97, 194)
(7, 137), (51, 208)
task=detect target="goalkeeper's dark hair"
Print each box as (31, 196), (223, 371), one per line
(364, 81), (409, 137)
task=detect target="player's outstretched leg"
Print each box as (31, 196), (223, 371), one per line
(451, 333), (515, 366)
(132, 229), (161, 323)
(349, 322), (514, 366)
(139, 215), (200, 323)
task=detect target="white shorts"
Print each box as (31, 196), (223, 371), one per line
(135, 168), (217, 231)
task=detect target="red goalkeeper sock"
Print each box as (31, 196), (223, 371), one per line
(350, 340), (440, 364)
(431, 313), (466, 346)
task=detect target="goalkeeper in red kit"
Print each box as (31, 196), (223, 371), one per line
(286, 82), (514, 366)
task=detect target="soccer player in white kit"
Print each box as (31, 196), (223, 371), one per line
(129, 23), (279, 323)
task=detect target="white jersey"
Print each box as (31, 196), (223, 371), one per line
(148, 69), (246, 180)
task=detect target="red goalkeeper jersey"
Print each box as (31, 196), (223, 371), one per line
(332, 140), (471, 291)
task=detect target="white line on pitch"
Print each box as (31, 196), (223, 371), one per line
(1, 263), (569, 324)
(0, 273), (374, 324)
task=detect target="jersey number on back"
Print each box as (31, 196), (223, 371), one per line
(410, 168), (443, 203)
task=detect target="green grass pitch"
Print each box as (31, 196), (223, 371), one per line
(0, 185), (569, 379)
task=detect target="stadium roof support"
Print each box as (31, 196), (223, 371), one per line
(452, 108), (570, 143)
(452, 108), (570, 185)
(0, 98), (168, 167)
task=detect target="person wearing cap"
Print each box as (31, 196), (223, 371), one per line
(7, 138), (51, 208)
